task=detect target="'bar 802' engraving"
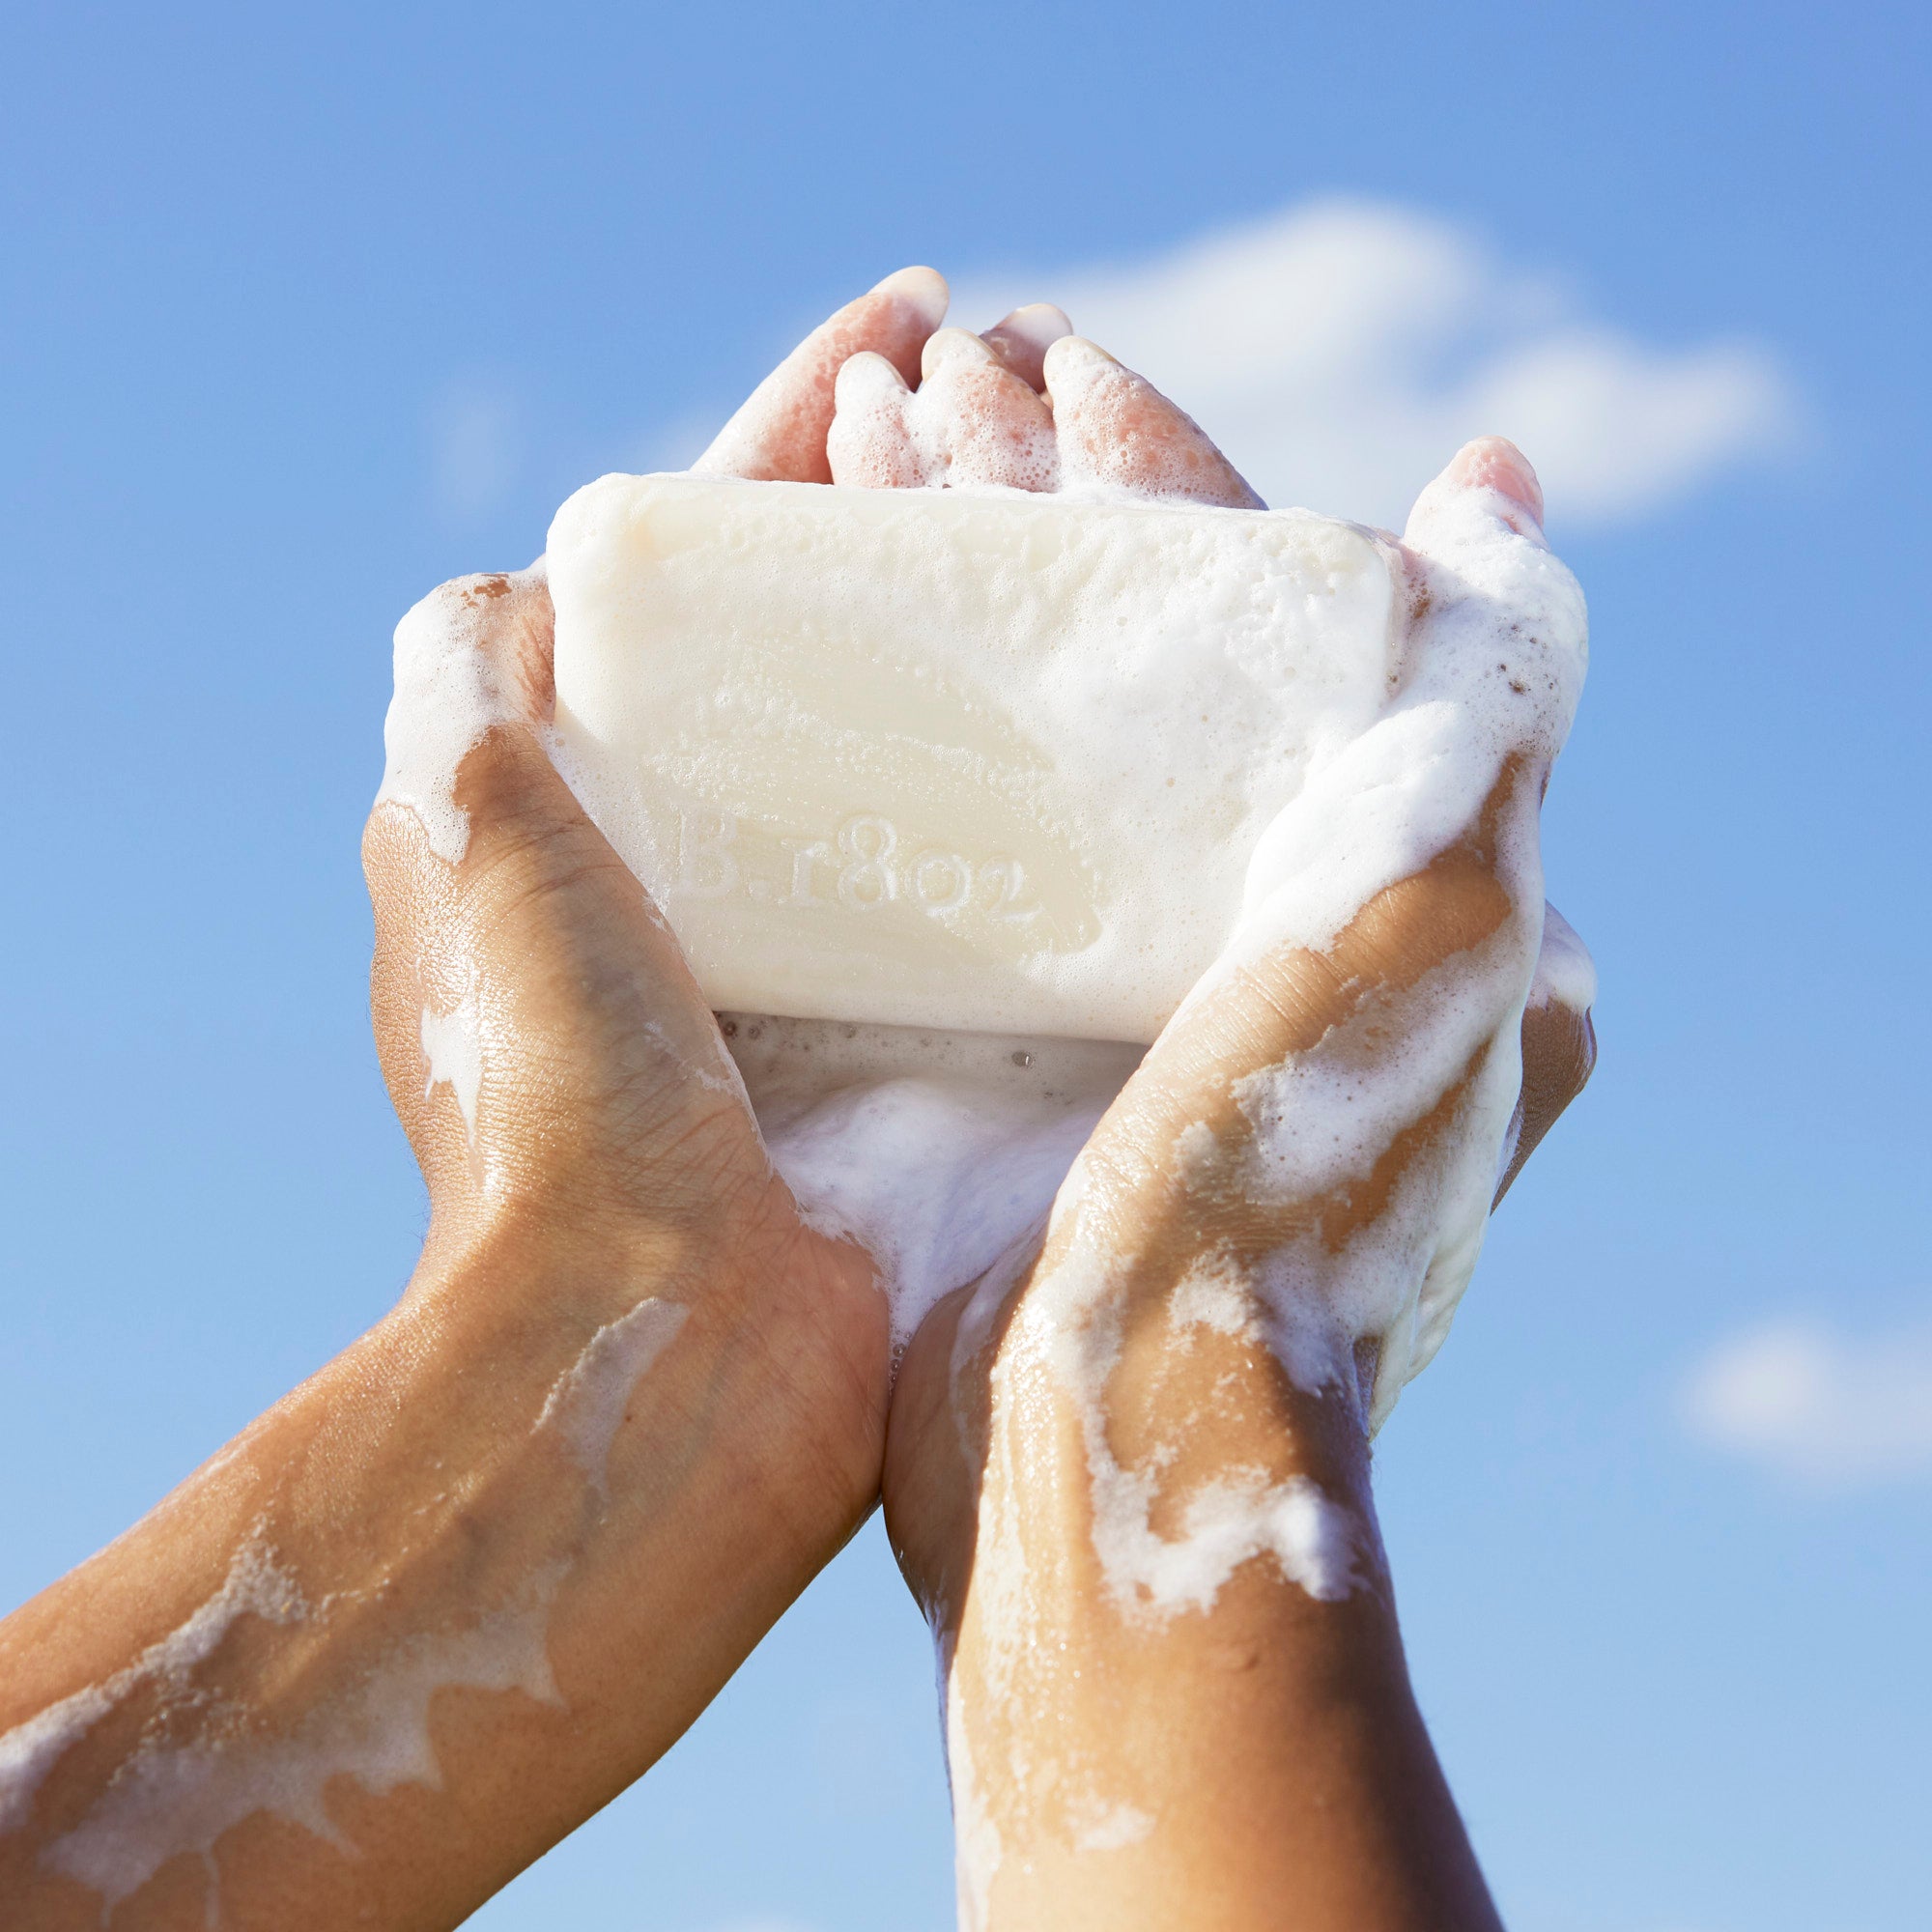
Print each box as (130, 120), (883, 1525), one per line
(676, 811), (1039, 922)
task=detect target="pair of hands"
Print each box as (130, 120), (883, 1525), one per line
(364, 265), (1594, 1639)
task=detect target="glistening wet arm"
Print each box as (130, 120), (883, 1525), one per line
(0, 1206), (882, 1928)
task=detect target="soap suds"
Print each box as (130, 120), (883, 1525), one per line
(43, 1586), (561, 1914)
(1164, 1255), (1261, 1343)
(829, 333), (1061, 495)
(377, 565), (544, 865)
(1070, 1801), (1154, 1853)
(947, 1667), (1003, 1932)
(1529, 901), (1597, 1013)
(9, 1534), (564, 1915)
(0, 1539), (304, 1842)
(1020, 1244), (1364, 1617)
(419, 983), (483, 1144)
(726, 1015), (1142, 1347)
(536, 1299), (690, 1494)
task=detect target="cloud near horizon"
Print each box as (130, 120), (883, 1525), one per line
(1679, 1313), (1932, 1488)
(952, 199), (1796, 531)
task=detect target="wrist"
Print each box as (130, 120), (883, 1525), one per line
(400, 1184), (892, 1556)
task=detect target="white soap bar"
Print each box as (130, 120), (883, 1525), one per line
(547, 474), (1400, 1042)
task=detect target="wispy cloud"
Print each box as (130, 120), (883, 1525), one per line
(428, 378), (522, 522)
(953, 199), (1796, 530)
(1680, 1313), (1932, 1487)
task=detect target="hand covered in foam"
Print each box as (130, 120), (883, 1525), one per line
(362, 278), (980, 1501)
(855, 307), (1595, 1932)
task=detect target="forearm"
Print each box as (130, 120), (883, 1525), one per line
(0, 1213), (881, 1928)
(900, 1236), (1500, 1932)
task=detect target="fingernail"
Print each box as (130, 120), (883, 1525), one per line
(921, 326), (1000, 381)
(867, 265), (950, 328)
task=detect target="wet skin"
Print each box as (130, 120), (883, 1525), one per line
(0, 268), (1590, 1930)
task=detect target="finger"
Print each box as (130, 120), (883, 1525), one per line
(1492, 903), (1598, 1206)
(1404, 435), (1547, 552)
(367, 570), (736, 1193)
(980, 301), (1071, 393)
(827, 351), (930, 487)
(916, 328), (1059, 491)
(375, 564), (556, 867)
(693, 266), (950, 484)
(1043, 335), (1262, 508)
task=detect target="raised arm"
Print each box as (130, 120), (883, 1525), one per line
(0, 274), (958, 1932)
(866, 342), (1594, 1929)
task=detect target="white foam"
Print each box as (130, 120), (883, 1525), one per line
(419, 983), (483, 1144)
(0, 1537), (305, 1842)
(946, 1665), (1002, 1932)
(536, 1299), (690, 1493)
(1070, 1802), (1154, 1853)
(1019, 1243), (1364, 1618)
(829, 333), (1060, 494)
(43, 1583), (561, 1913)
(377, 565), (544, 865)
(9, 1533), (563, 1914)
(1530, 900), (1598, 1012)
(725, 1015), (1141, 1347)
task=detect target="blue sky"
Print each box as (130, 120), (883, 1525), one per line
(4, 4), (1928, 1928)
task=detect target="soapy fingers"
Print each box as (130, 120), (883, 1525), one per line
(828, 327), (1059, 490)
(366, 568), (761, 1233)
(1044, 334), (1264, 507)
(823, 307), (1264, 505)
(980, 300), (1072, 392)
(694, 267), (950, 484)
(1068, 440), (1590, 1421)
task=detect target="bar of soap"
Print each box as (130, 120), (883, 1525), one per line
(547, 473), (1400, 1043)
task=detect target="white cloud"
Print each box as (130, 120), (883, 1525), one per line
(1680, 1314), (1932, 1487)
(953, 199), (1795, 530)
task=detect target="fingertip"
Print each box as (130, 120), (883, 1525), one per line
(1451, 437), (1545, 524)
(836, 348), (913, 404)
(868, 265), (951, 332)
(1405, 436), (1550, 552)
(1041, 334), (1120, 391)
(1046, 337), (1261, 508)
(828, 352), (924, 488)
(1433, 437), (1546, 536)
(921, 326), (1001, 382)
(981, 302), (1073, 391)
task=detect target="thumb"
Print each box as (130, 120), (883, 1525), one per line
(375, 562), (559, 868)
